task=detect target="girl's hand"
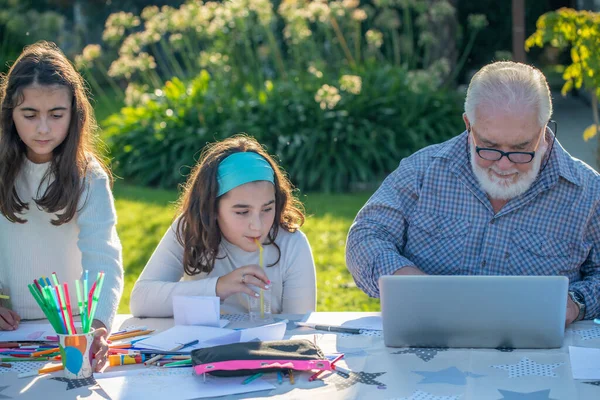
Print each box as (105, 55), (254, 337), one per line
(91, 319), (109, 372)
(216, 264), (270, 300)
(0, 307), (20, 330)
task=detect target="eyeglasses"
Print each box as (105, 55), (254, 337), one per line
(469, 120), (557, 164)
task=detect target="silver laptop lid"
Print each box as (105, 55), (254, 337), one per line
(380, 275), (568, 349)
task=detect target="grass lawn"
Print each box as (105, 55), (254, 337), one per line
(113, 182), (379, 314)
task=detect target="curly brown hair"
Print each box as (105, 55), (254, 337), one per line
(0, 41), (109, 225)
(176, 134), (305, 276)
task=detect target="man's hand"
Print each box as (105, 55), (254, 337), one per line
(91, 320), (109, 372)
(393, 266), (428, 276)
(565, 296), (580, 327)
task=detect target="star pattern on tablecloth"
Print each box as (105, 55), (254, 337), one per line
(327, 370), (386, 391)
(395, 390), (461, 400)
(0, 386), (12, 399)
(50, 376), (97, 390)
(583, 381), (600, 387)
(571, 326), (600, 340)
(392, 347), (449, 362)
(491, 358), (564, 378)
(413, 367), (484, 385)
(497, 389), (556, 399)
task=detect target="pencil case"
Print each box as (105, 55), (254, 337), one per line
(191, 339), (332, 377)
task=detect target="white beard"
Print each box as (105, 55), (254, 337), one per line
(470, 139), (547, 200)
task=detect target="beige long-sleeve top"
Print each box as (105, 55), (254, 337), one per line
(0, 158), (123, 331)
(130, 221), (317, 317)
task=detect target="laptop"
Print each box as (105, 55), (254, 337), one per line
(379, 275), (568, 349)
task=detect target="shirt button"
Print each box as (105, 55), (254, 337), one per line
(505, 252), (510, 259)
(490, 219), (495, 225)
(481, 260), (486, 267)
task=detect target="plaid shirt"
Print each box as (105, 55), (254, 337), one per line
(346, 131), (600, 320)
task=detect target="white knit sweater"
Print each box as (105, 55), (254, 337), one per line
(0, 158), (124, 330)
(130, 220), (317, 317)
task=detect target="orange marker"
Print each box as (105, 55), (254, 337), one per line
(39, 364), (64, 374)
(32, 347), (60, 357)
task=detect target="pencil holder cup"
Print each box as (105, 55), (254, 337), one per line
(58, 329), (95, 379)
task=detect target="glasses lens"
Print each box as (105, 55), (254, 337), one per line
(477, 149), (502, 161)
(508, 153), (534, 163)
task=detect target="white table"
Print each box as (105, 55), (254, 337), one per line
(1, 314), (600, 399)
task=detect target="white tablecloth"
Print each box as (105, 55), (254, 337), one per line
(2, 314), (600, 399)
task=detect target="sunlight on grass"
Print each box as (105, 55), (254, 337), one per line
(113, 182), (379, 313)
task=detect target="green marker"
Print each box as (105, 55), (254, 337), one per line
(86, 272), (105, 332)
(163, 359), (192, 367)
(75, 279), (86, 333)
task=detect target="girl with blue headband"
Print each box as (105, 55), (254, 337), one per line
(130, 135), (316, 316)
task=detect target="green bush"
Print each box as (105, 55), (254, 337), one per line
(104, 64), (464, 192)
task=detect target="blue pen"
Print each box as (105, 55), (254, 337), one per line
(179, 339), (199, 350)
(277, 371), (283, 384)
(242, 373), (263, 385)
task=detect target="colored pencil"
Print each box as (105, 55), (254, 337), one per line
(242, 373), (263, 385)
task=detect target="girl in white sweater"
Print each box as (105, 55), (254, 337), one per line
(130, 135), (317, 317)
(0, 42), (123, 371)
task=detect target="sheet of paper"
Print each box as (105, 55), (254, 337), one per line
(135, 325), (235, 352)
(0, 323), (57, 341)
(569, 346), (600, 379)
(195, 320), (288, 347)
(239, 320), (287, 342)
(173, 296), (226, 327)
(302, 312), (382, 331)
(201, 331), (242, 347)
(95, 367), (275, 400)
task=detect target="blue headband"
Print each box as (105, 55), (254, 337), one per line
(217, 152), (275, 197)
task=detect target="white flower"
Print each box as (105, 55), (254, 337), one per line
(352, 9), (368, 22)
(82, 44), (102, 62)
(308, 64), (323, 78)
(315, 84), (341, 110)
(366, 29), (383, 49)
(339, 75), (362, 94)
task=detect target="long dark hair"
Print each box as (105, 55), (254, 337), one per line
(0, 41), (110, 225)
(177, 134), (305, 276)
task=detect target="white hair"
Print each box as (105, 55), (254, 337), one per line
(464, 61), (552, 128)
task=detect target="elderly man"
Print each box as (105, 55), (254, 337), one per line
(346, 61), (600, 326)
